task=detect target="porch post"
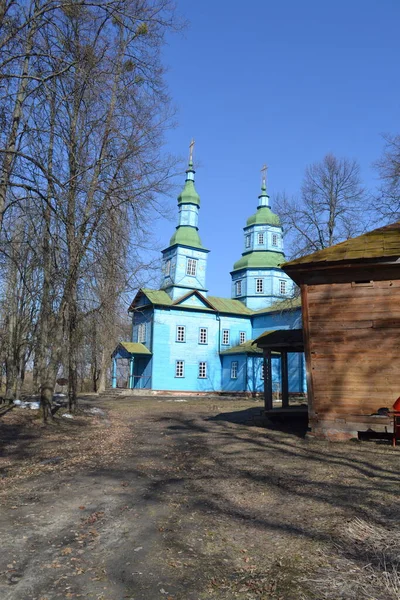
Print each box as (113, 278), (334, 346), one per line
(111, 356), (117, 389)
(281, 351), (289, 408)
(128, 356), (134, 389)
(264, 350), (273, 411)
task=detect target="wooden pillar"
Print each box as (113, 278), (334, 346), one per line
(111, 356), (117, 389)
(264, 350), (273, 411)
(281, 351), (289, 408)
(128, 357), (134, 389)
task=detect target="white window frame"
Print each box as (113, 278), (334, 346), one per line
(231, 361), (238, 379)
(245, 234), (251, 248)
(198, 361), (207, 379)
(138, 323), (146, 343)
(235, 280), (242, 297)
(279, 280), (287, 295)
(175, 360), (185, 378)
(199, 327), (208, 344)
(272, 234), (278, 247)
(176, 325), (186, 342)
(165, 259), (171, 276)
(186, 258), (197, 276)
(257, 232), (264, 245)
(239, 331), (246, 344)
(222, 329), (230, 345)
(256, 278), (264, 294)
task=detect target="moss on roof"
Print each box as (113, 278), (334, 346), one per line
(246, 206), (281, 227)
(220, 340), (262, 355)
(118, 342), (152, 355)
(283, 222), (400, 269)
(207, 296), (253, 315)
(169, 226), (205, 249)
(232, 250), (285, 272)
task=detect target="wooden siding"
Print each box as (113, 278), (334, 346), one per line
(306, 279), (400, 432)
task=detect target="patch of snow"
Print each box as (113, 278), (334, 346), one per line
(166, 399), (187, 403)
(62, 413), (74, 419)
(53, 393), (66, 398)
(14, 399), (39, 410)
(85, 407), (105, 415)
(29, 402), (40, 410)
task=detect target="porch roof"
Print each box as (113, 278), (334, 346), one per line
(253, 328), (304, 353)
(220, 340), (262, 355)
(117, 342), (152, 355)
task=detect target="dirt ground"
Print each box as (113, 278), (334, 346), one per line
(1, 395), (400, 600)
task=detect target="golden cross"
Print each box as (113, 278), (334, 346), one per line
(189, 139), (195, 163)
(261, 164), (268, 185)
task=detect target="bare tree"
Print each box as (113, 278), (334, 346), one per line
(277, 154), (370, 258)
(375, 134), (400, 221)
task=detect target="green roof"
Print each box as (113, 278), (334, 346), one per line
(246, 206), (281, 227)
(283, 222), (400, 269)
(169, 226), (205, 250)
(178, 179), (200, 207)
(118, 342), (152, 355)
(207, 296), (253, 315)
(232, 250), (285, 272)
(220, 340), (262, 355)
(129, 289), (299, 317)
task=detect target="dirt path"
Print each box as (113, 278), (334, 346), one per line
(1, 396), (400, 600)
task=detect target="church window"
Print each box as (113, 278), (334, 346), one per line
(186, 258), (197, 276)
(240, 331), (246, 344)
(176, 325), (186, 342)
(175, 360), (184, 377)
(222, 329), (230, 345)
(272, 234), (278, 246)
(245, 235), (251, 248)
(138, 323), (146, 343)
(279, 280), (287, 295)
(199, 327), (208, 344)
(256, 278), (264, 293)
(231, 361), (238, 379)
(235, 280), (242, 296)
(165, 259), (171, 276)
(198, 361), (207, 378)
(257, 233), (264, 245)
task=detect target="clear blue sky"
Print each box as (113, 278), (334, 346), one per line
(153, 0), (400, 297)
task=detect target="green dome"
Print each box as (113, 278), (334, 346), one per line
(178, 180), (200, 207)
(246, 206), (281, 227)
(169, 225), (204, 249)
(233, 250), (285, 272)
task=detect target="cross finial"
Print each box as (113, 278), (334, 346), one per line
(189, 139), (195, 164)
(261, 164), (268, 187)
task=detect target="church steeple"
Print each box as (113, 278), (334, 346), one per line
(160, 141), (209, 300)
(230, 167), (293, 310)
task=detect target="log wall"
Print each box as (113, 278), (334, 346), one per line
(305, 278), (400, 439)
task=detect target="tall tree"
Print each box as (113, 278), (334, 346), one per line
(277, 153), (369, 258)
(375, 134), (400, 221)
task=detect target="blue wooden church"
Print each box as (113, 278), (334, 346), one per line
(112, 151), (305, 394)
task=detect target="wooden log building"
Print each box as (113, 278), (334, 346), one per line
(282, 221), (400, 441)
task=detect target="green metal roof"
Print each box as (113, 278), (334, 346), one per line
(118, 342), (152, 355)
(169, 225), (205, 249)
(246, 206), (281, 227)
(220, 340), (262, 355)
(283, 221), (400, 269)
(232, 250), (285, 272)
(177, 179), (200, 207)
(139, 288), (173, 306)
(207, 296), (253, 315)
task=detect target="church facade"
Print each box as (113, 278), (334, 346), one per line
(112, 155), (306, 394)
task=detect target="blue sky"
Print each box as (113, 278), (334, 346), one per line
(153, 0), (400, 297)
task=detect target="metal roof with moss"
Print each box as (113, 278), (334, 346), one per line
(232, 250), (286, 272)
(117, 342), (152, 355)
(169, 225), (205, 250)
(283, 222), (400, 270)
(129, 289), (300, 317)
(220, 340), (262, 355)
(246, 206), (281, 227)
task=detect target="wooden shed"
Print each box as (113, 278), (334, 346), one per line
(282, 222), (400, 441)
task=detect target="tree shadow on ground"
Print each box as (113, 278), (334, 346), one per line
(207, 406), (309, 437)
